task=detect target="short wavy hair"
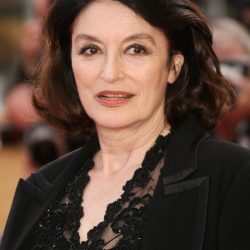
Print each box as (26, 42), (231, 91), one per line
(33, 0), (235, 136)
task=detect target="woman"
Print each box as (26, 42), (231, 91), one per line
(1, 0), (250, 249)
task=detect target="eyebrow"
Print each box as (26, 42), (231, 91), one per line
(74, 34), (102, 43)
(74, 33), (156, 45)
(123, 33), (156, 45)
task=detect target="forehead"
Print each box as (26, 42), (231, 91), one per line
(71, 0), (167, 43)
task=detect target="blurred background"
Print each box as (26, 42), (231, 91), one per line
(1, 0), (250, 238)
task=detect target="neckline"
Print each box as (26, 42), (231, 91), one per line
(75, 133), (171, 247)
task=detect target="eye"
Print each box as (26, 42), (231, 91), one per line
(126, 44), (148, 55)
(79, 44), (101, 56)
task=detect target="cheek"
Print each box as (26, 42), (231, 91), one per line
(72, 59), (100, 90)
(71, 61), (95, 110)
(72, 60), (87, 82)
(132, 70), (167, 116)
(133, 62), (168, 96)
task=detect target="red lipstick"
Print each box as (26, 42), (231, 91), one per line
(96, 91), (134, 107)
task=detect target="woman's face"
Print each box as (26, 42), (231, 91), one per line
(71, 0), (182, 130)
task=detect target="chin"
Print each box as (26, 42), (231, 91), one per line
(95, 119), (134, 130)
(91, 113), (138, 130)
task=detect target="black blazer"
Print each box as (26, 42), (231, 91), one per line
(1, 115), (250, 250)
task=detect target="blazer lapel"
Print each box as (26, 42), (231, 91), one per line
(162, 114), (208, 183)
(1, 116), (209, 250)
(142, 115), (210, 250)
(1, 139), (99, 250)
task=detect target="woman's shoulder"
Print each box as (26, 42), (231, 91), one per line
(197, 135), (250, 177)
(30, 138), (99, 182)
(36, 147), (83, 172)
(200, 135), (250, 162)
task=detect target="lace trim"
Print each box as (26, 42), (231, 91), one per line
(31, 134), (170, 250)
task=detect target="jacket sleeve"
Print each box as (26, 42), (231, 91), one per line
(218, 160), (250, 250)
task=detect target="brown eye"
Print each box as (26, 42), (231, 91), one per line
(79, 44), (101, 56)
(126, 44), (148, 55)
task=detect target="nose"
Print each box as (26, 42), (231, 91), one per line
(100, 53), (124, 83)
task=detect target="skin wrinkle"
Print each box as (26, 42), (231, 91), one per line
(70, 1), (183, 241)
(72, 3), (181, 170)
(74, 33), (157, 46)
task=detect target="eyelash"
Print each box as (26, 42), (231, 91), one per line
(78, 44), (101, 56)
(78, 43), (149, 56)
(126, 44), (149, 55)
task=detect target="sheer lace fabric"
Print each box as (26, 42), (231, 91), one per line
(30, 135), (169, 249)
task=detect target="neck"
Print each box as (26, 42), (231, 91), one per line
(94, 114), (170, 175)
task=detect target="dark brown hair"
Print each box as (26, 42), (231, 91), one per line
(33, 0), (235, 136)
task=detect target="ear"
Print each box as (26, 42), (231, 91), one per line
(167, 53), (184, 84)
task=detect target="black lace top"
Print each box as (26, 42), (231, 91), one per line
(30, 134), (170, 250)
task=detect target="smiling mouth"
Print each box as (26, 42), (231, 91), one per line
(96, 91), (134, 107)
(98, 93), (133, 99)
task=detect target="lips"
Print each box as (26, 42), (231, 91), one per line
(96, 91), (134, 107)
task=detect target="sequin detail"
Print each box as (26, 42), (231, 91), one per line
(31, 135), (170, 249)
